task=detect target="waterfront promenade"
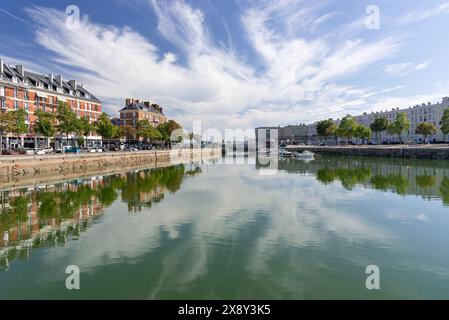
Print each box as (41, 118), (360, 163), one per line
(286, 144), (449, 160)
(0, 148), (220, 190)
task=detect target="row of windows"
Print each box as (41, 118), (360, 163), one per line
(0, 85), (98, 108)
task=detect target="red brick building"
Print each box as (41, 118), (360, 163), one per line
(0, 58), (102, 149)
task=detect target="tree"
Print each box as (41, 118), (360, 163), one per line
(387, 112), (410, 143)
(157, 120), (182, 143)
(187, 132), (201, 149)
(122, 125), (136, 144)
(75, 116), (93, 148)
(440, 107), (449, 137)
(337, 115), (358, 143)
(0, 110), (18, 154)
(137, 119), (162, 144)
(316, 120), (337, 144)
(370, 117), (388, 144)
(12, 109), (28, 149)
(354, 125), (372, 144)
(57, 102), (77, 147)
(95, 113), (119, 150)
(34, 110), (56, 148)
(416, 122), (437, 144)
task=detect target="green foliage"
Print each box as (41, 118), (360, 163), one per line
(13, 109), (28, 135)
(337, 115), (359, 142)
(441, 177), (449, 206)
(0, 110), (19, 134)
(415, 122), (437, 143)
(370, 117), (389, 142)
(34, 110), (56, 138)
(95, 113), (119, 140)
(137, 119), (162, 142)
(416, 175), (436, 188)
(57, 102), (77, 139)
(440, 107), (449, 135)
(316, 120), (337, 137)
(354, 125), (372, 142)
(157, 120), (182, 142)
(387, 112), (410, 143)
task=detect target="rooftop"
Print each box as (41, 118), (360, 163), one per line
(0, 58), (101, 103)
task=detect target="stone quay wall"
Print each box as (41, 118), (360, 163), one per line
(285, 145), (449, 160)
(0, 148), (220, 190)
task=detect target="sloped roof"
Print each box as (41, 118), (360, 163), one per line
(0, 60), (101, 103)
(120, 102), (164, 115)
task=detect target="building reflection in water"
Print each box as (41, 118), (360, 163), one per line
(0, 164), (198, 270)
(257, 156), (449, 205)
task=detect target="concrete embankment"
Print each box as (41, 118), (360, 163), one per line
(0, 148), (220, 190)
(285, 145), (449, 160)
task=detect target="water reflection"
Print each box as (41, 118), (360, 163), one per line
(1, 157), (449, 299)
(0, 164), (192, 270)
(268, 157), (449, 205)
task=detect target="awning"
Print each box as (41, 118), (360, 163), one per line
(36, 92), (48, 99)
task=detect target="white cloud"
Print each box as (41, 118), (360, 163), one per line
(400, 2), (449, 24)
(16, 1), (440, 131)
(385, 61), (430, 76)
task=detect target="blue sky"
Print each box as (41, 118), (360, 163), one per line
(1, 0), (449, 130)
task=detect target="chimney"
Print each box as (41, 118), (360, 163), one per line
(144, 101), (150, 108)
(55, 75), (63, 86)
(159, 107), (163, 114)
(16, 65), (24, 77)
(135, 99), (140, 104)
(68, 79), (77, 89)
(48, 74), (54, 83)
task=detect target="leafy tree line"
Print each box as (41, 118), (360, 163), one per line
(315, 107), (449, 144)
(0, 101), (183, 151)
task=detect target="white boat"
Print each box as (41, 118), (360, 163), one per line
(279, 148), (293, 157)
(294, 150), (315, 160)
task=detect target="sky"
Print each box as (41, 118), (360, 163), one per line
(1, 0), (449, 131)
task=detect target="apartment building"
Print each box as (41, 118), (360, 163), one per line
(0, 58), (102, 149)
(353, 97), (449, 143)
(258, 97), (449, 146)
(119, 98), (167, 128)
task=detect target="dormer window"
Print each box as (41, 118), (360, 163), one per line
(12, 76), (18, 83)
(56, 87), (63, 93)
(37, 82), (44, 88)
(85, 93), (90, 99)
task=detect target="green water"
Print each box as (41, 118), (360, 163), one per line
(1, 156), (449, 299)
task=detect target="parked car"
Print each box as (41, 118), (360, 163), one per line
(43, 147), (54, 154)
(34, 149), (46, 155)
(20, 148), (35, 155)
(65, 147), (81, 154)
(2, 149), (20, 155)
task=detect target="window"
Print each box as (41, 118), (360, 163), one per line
(14, 88), (18, 98)
(24, 102), (29, 111)
(14, 100), (18, 110)
(0, 85), (4, 96)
